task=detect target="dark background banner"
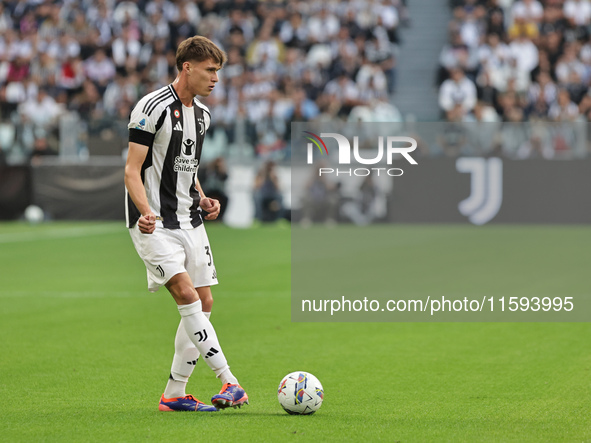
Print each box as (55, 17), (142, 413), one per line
(2, 159), (591, 223)
(32, 164), (125, 220)
(0, 165), (32, 220)
(388, 158), (591, 224)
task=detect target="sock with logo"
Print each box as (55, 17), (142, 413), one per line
(177, 301), (238, 385)
(163, 311), (212, 399)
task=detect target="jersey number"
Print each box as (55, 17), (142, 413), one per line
(205, 246), (212, 266)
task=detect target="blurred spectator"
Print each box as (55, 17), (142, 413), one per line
(279, 12), (308, 49)
(508, 0), (543, 39)
(84, 49), (116, 94)
(437, 120), (471, 156)
(0, 3), (13, 34)
(289, 87), (319, 121)
(548, 88), (580, 121)
(142, 10), (171, 42)
(29, 136), (57, 165)
(516, 125), (554, 159)
(438, 31), (479, 84)
(323, 70), (362, 118)
(18, 89), (64, 139)
(509, 31), (539, 75)
(439, 66), (478, 119)
(526, 71), (556, 118)
(58, 56), (86, 96)
(299, 163), (340, 226)
(359, 175), (379, 220)
(103, 74), (138, 116)
(307, 7), (340, 44)
(555, 42), (586, 86)
(87, 2), (115, 47)
(46, 32), (81, 63)
(199, 157), (229, 221)
(112, 25), (141, 75)
(563, 0), (591, 29)
(70, 80), (101, 121)
(253, 160), (284, 223)
(246, 21), (285, 69)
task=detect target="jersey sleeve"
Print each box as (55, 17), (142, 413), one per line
(128, 96), (158, 148)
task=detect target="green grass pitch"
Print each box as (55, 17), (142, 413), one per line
(0, 222), (589, 441)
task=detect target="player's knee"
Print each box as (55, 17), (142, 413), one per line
(201, 296), (213, 312)
(195, 287), (213, 311)
(171, 284), (199, 305)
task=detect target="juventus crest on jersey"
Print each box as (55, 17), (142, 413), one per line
(126, 84), (211, 230)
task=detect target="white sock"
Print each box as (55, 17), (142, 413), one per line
(219, 368), (238, 385)
(178, 301), (238, 384)
(164, 312), (212, 398)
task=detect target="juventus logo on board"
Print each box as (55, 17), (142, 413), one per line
(456, 158), (503, 225)
(183, 139), (195, 156)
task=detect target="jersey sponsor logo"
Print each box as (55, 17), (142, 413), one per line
(183, 139), (195, 156)
(174, 139), (198, 173)
(173, 121), (183, 131)
(174, 156), (198, 173)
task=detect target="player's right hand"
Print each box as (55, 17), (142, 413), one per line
(138, 213), (156, 234)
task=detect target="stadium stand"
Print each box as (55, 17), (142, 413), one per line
(435, 0), (591, 159)
(439, 0), (591, 126)
(0, 0), (409, 164)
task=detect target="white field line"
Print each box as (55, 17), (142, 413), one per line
(0, 290), (138, 298)
(0, 224), (123, 244)
(0, 290), (289, 298)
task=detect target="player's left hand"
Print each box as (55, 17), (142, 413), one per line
(200, 197), (221, 220)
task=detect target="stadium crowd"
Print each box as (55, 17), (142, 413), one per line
(0, 0), (407, 163)
(439, 0), (591, 125)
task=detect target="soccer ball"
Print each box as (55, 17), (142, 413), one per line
(24, 205), (44, 224)
(277, 371), (324, 415)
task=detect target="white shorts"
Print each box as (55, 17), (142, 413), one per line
(129, 224), (218, 292)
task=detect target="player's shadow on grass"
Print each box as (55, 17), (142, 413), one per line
(153, 411), (324, 418)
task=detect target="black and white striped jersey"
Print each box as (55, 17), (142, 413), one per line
(125, 84), (211, 229)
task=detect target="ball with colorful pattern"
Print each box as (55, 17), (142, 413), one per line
(277, 371), (324, 415)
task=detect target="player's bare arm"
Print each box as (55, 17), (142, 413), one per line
(125, 142), (156, 234)
(195, 176), (220, 220)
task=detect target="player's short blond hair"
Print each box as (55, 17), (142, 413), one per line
(176, 36), (227, 71)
